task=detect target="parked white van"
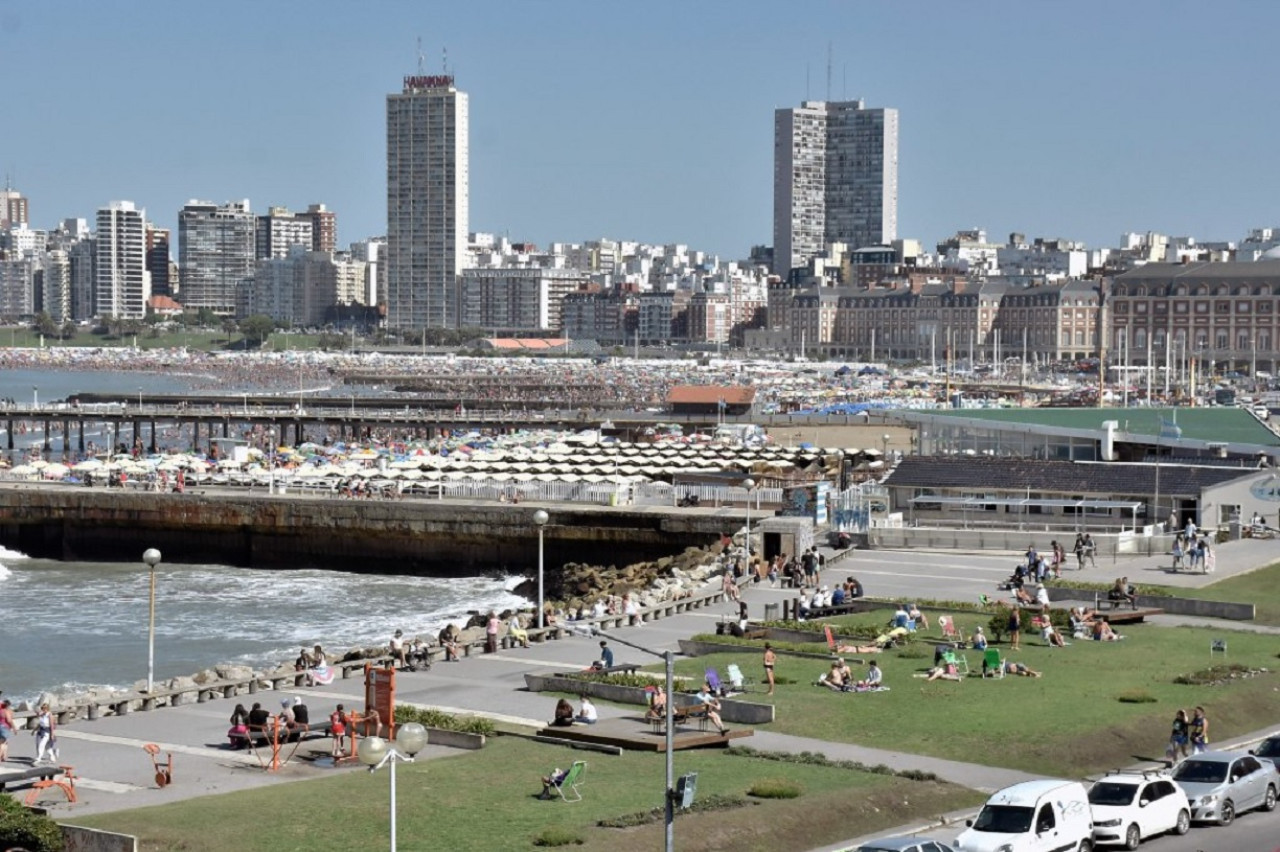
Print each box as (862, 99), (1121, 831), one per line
(955, 779), (1094, 852)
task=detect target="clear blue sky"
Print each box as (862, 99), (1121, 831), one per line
(3, 0), (1277, 259)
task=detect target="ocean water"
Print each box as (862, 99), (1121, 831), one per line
(0, 366), (532, 705)
(0, 546), (528, 705)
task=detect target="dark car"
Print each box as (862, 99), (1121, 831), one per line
(1251, 734), (1280, 771)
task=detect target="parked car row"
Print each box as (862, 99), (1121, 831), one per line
(854, 741), (1280, 852)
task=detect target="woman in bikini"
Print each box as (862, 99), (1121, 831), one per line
(763, 643), (777, 695)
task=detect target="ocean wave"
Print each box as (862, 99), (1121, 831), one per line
(0, 545), (30, 560)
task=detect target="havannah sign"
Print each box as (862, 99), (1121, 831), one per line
(404, 74), (454, 90)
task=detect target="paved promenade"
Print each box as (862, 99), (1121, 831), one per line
(2, 536), (1277, 847)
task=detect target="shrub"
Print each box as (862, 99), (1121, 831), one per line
(0, 795), (64, 852)
(533, 826), (585, 847)
(748, 778), (802, 799)
(725, 745), (939, 781)
(393, 705), (496, 736)
(1117, 689), (1158, 704)
(556, 672), (660, 689)
(598, 793), (749, 827)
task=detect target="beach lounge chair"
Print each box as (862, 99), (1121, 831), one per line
(942, 650), (969, 675)
(548, 760), (587, 802)
(726, 663), (750, 692)
(981, 648), (1004, 679)
(938, 615), (962, 643)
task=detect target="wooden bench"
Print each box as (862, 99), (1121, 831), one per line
(0, 764), (64, 792)
(649, 703), (711, 734)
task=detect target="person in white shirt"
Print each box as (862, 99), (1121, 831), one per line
(591, 599), (607, 619)
(1034, 583), (1051, 608)
(574, 696), (598, 725)
(861, 661), (883, 688)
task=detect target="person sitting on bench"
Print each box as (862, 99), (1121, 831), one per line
(1110, 577), (1138, 609)
(645, 685), (667, 721)
(694, 682), (729, 735)
(438, 623), (462, 662)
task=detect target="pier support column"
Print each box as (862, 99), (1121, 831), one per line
(149, 420), (157, 453)
(43, 419), (51, 451)
(6, 420), (11, 450)
(78, 419), (85, 454)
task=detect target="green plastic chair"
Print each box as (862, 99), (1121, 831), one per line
(982, 648), (1004, 678)
(553, 760), (587, 802)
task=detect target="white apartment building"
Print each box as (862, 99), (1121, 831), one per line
(457, 267), (587, 332)
(386, 73), (469, 329)
(256, 207), (315, 260)
(0, 258), (34, 319)
(773, 99), (899, 275)
(242, 247), (368, 327)
(42, 250), (71, 323)
(179, 200), (255, 315)
(95, 201), (149, 319)
(349, 237), (386, 309)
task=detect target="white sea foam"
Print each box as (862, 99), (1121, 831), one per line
(0, 545), (30, 560)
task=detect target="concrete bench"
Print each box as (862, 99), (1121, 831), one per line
(0, 764), (64, 791)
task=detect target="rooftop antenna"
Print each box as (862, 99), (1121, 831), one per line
(843, 63), (848, 99)
(442, 46), (448, 75)
(416, 37), (425, 74)
(805, 63), (810, 100)
(826, 41), (832, 101)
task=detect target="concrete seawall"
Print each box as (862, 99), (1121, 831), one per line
(0, 485), (730, 574)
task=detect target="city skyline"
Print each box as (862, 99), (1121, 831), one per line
(3, 0), (1278, 259)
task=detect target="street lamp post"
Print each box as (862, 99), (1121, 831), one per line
(358, 722), (427, 852)
(742, 478), (755, 560)
(881, 433), (891, 458)
(266, 428), (276, 495)
(572, 626), (677, 852)
(138, 386), (143, 410)
(143, 548), (162, 693)
(533, 509), (549, 628)
(32, 386), (37, 410)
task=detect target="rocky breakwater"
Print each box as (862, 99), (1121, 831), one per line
(512, 541), (729, 617)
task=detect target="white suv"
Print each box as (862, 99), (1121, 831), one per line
(1088, 770), (1190, 849)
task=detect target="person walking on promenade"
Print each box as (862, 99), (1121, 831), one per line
(763, 643), (777, 695)
(485, 611), (500, 654)
(1190, 706), (1209, 754)
(0, 699), (14, 762)
(33, 703), (55, 764)
(330, 704), (349, 759)
(1167, 708), (1190, 765)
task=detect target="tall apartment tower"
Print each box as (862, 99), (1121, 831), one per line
(145, 225), (172, 297)
(255, 207), (314, 260)
(179, 200), (255, 315)
(302, 203), (336, 253)
(773, 99), (899, 276)
(95, 201), (149, 318)
(1, 187), (28, 229)
(386, 72), (469, 329)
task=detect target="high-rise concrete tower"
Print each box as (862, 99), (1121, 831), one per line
(178, 200), (255, 315)
(773, 99), (898, 276)
(386, 72), (469, 329)
(95, 201), (149, 318)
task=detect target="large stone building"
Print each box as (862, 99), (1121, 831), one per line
(773, 98), (899, 276)
(1109, 260), (1280, 373)
(386, 73), (468, 329)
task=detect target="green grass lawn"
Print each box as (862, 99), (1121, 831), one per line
(1143, 560), (1280, 626)
(74, 736), (978, 852)
(659, 613), (1280, 779)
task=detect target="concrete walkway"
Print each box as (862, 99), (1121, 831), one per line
(4, 542), (1278, 843)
